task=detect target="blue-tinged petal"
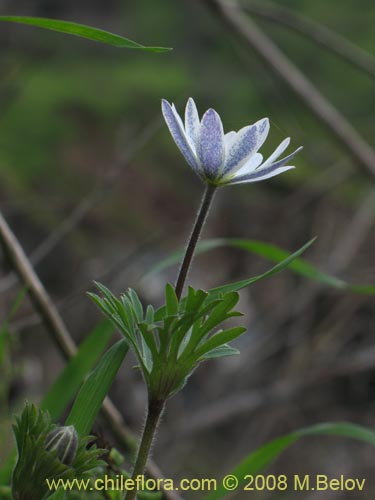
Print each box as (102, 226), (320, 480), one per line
(197, 109), (225, 179)
(258, 137), (290, 169)
(222, 118), (269, 177)
(184, 98), (200, 150)
(222, 124), (257, 176)
(232, 153), (263, 177)
(255, 117), (270, 151)
(171, 103), (185, 130)
(227, 165), (295, 185)
(224, 130), (237, 149)
(259, 146), (303, 172)
(228, 146), (302, 184)
(162, 99), (200, 173)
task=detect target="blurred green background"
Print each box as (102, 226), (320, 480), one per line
(0, 0), (374, 498)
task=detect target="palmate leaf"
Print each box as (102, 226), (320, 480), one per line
(179, 293), (242, 359)
(201, 344), (240, 359)
(144, 237), (375, 295)
(139, 326), (154, 374)
(169, 296), (223, 357)
(89, 288), (149, 375)
(0, 16), (172, 52)
(90, 284), (246, 400)
(185, 287), (209, 315)
(138, 322), (159, 359)
(165, 283), (179, 316)
(195, 292), (241, 337)
(128, 289), (144, 321)
(194, 327), (246, 359)
(205, 422), (375, 499)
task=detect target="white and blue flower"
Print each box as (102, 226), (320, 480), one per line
(162, 97), (302, 186)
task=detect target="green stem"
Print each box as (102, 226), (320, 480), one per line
(175, 185), (217, 300)
(126, 186), (216, 499)
(124, 399), (165, 500)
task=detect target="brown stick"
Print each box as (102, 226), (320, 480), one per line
(0, 210), (182, 500)
(203, 0), (375, 178)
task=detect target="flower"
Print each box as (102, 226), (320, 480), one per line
(162, 97), (302, 186)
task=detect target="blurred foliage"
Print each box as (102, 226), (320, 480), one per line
(0, 0), (372, 202)
(0, 59), (189, 187)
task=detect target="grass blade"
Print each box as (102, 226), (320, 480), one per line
(223, 238), (375, 294)
(145, 237), (374, 295)
(0, 16), (172, 52)
(65, 339), (129, 435)
(206, 422), (375, 499)
(41, 320), (114, 419)
(209, 238), (316, 299)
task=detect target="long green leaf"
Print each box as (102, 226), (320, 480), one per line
(41, 320), (114, 419)
(0, 16), (171, 52)
(151, 239), (314, 323)
(206, 422), (375, 499)
(65, 339), (129, 435)
(222, 238), (375, 294)
(209, 238), (316, 299)
(145, 237), (374, 295)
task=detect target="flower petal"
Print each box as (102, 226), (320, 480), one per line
(255, 117), (270, 150)
(223, 118), (270, 176)
(227, 165), (295, 185)
(224, 130), (237, 149)
(197, 109), (225, 179)
(233, 153), (263, 177)
(258, 137), (291, 169)
(184, 98), (200, 149)
(161, 99), (200, 172)
(171, 103), (184, 129)
(257, 146), (303, 172)
(228, 146), (302, 184)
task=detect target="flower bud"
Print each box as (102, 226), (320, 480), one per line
(45, 425), (78, 465)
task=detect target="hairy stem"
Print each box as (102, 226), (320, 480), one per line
(175, 185), (217, 300)
(126, 185), (216, 498)
(124, 399), (165, 500)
